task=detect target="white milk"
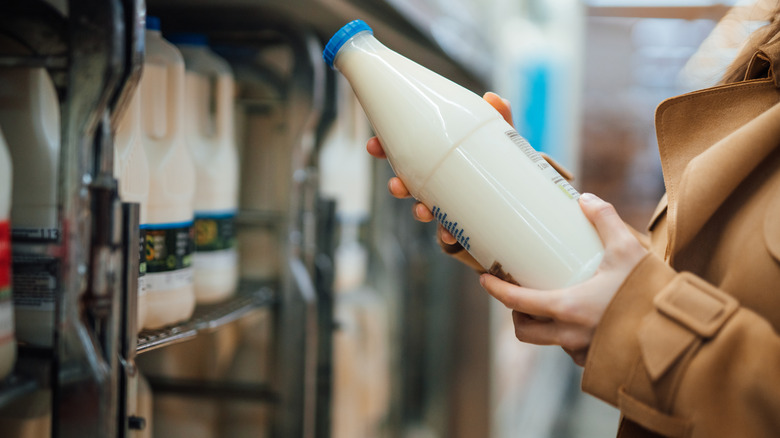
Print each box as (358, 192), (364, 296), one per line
(169, 34), (239, 304)
(139, 17), (196, 329)
(0, 67), (61, 346)
(0, 126), (16, 379)
(324, 20), (603, 289)
(115, 88), (150, 331)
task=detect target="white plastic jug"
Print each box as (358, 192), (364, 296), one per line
(169, 33), (239, 304)
(139, 16), (196, 329)
(0, 67), (61, 347)
(323, 20), (603, 289)
(0, 126), (16, 380)
(115, 88), (150, 331)
(318, 75), (373, 225)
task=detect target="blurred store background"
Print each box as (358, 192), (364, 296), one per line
(0, 0), (773, 437)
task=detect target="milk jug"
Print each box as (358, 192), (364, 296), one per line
(115, 88), (150, 331)
(0, 67), (61, 346)
(168, 33), (239, 304)
(323, 20), (603, 289)
(320, 77), (390, 437)
(139, 17), (196, 329)
(0, 126), (16, 380)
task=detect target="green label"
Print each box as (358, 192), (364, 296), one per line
(144, 222), (194, 273)
(194, 212), (237, 252)
(139, 227), (147, 276)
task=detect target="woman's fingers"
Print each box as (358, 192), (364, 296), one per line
(579, 193), (626, 245)
(413, 202), (434, 222)
(483, 92), (514, 127)
(579, 193), (647, 268)
(562, 347), (589, 367)
(437, 225), (457, 245)
(387, 177), (410, 198)
(480, 274), (559, 319)
(366, 136), (387, 158)
(511, 311), (590, 354)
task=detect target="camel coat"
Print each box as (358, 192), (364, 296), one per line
(580, 37), (780, 437)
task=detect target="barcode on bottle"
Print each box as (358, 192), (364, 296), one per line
(552, 176), (580, 200)
(505, 130), (580, 200)
(505, 130), (549, 170)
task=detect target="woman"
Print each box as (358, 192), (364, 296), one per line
(366, 6), (780, 437)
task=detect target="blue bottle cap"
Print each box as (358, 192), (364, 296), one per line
(146, 16), (161, 31)
(166, 33), (209, 46)
(322, 20), (373, 69)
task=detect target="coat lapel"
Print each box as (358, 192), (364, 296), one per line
(654, 79), (780, 263)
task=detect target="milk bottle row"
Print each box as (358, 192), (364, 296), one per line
(111, 16), (241, 330)
(0, 15), (241, 361)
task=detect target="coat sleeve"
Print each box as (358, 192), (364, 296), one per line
(582, 253), (780, 437)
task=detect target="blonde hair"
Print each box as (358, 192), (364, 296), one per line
(721, 2), (780, 83)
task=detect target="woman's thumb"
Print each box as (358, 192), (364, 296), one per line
(578, 193), (625, 245)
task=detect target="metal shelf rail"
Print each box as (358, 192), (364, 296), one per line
(136, 283), (275, 354)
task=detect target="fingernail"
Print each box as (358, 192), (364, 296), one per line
(479, 274), (486, 286)
(579, 193), (597, 203)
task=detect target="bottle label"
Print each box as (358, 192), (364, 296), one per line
(194, 210), (237, 252)
(143, 221), (194, 292)
(11, 227), (60, 242)
(505, 130), (580, 200)
(0, 220), (14, 343)
(138, 226), (147, 298)
(11, 254), (58, 311)
(193, 211), (238, 269)
(431, 206), (471, 251)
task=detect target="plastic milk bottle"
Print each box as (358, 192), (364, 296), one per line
(0, 126), (16, 379)
(139, 17), (196, 329)
(323, 20), (603, 289)
(168, 33), (239, 304)
(115, 88), (150, 331)
(0, 67), (61, 346)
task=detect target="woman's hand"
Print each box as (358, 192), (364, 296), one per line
(366, 91), (513, 246)
(479, 193), (648, 366)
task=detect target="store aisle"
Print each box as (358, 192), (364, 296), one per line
(555, 371), (620, 438)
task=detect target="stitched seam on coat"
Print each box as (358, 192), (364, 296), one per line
(662, 337), (703, 415)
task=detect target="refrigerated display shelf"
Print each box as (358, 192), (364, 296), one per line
(0, 55), (68, 69)
(146, 376), (279, 403)
(0, 373), (39, 411)
(136, 281), (276, 354)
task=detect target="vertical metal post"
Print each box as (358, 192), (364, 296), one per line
(53, 0), (125, 436)
(118, 202), (140, 438)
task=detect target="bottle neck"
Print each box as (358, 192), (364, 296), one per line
(334, 31), (380, 71)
